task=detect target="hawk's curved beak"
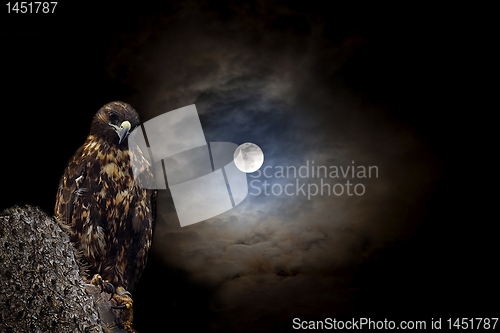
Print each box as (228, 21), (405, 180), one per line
(110, 121), (131, 144)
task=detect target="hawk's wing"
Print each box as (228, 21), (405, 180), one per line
(54, 146), (87, 233)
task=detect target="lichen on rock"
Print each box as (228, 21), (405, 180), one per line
(0, 205), (127, 333)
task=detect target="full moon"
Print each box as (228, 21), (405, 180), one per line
(234, 143), (264, 173)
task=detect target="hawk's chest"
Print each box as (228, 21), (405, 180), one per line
(88, 146), (137, 210)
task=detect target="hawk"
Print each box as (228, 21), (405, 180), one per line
(54, 101), (157, 330)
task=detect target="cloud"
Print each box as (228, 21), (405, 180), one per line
(104, 1), (442, 330)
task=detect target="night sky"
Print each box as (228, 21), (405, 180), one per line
(1, 2), (496, 332)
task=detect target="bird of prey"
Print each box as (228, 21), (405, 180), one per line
(54, 101), (157, 330)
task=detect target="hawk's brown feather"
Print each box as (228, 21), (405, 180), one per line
(54, 101), (156, 293)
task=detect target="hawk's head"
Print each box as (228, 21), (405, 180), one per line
(90, 101), (141, 146)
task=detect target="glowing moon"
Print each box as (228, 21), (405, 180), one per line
(234, 143), (264, 173)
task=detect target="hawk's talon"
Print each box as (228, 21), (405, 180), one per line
(111, 288), (133, 310)
(104, 281), (115, 301)
(90, 274), (115, 301)
(98, 277), (104, 293)
(111, 303), (131, 310)
(117, 289), (132, 298)
(112, 286), (134, 330)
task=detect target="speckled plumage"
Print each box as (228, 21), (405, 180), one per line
(54, 101), (156, 294)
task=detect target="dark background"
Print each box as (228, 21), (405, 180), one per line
(1, 2), (495, 332)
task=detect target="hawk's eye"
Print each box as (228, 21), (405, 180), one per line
(108, 112), (118, 122)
